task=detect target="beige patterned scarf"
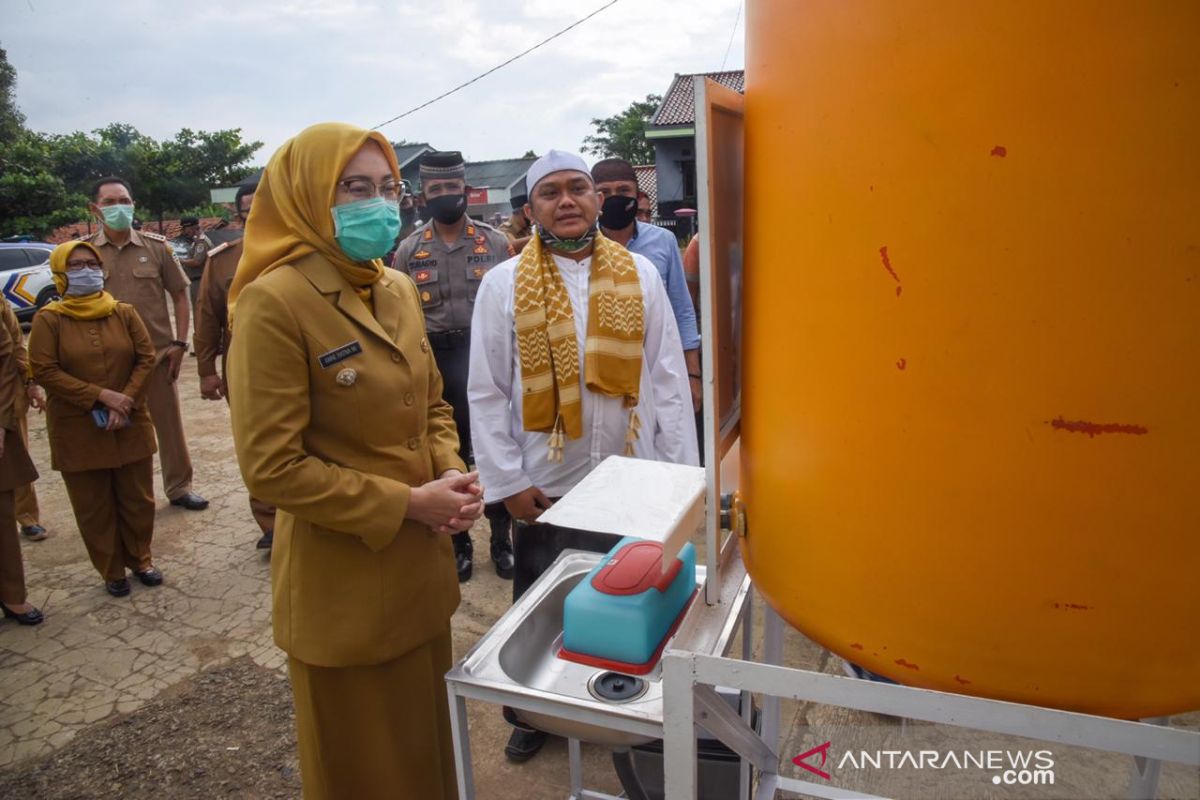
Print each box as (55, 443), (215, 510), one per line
(515, 232), (644, 461)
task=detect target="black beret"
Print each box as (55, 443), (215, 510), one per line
(509, 193), (528, 210)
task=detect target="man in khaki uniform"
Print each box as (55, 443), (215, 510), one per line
(86, 176), (208, 510)
(195, 181), (274, 547)
(497, 192), (533, 253)
(178, 215), (212, 311)
(0, 304), (48, 541)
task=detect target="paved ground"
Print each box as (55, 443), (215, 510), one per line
(0, 376), (1197, 799)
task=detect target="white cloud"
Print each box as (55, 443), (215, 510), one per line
(3, 0), (745, 164)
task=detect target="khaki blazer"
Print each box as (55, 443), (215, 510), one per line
(228, 253), (465, 668)
(194, 237), (241, 379)
(0, 304), (37, 492)
(28, 305), (158, 473)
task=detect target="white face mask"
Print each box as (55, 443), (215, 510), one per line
(65, 267), (105, 296)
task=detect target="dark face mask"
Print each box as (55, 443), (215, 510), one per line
(599, 194), (638, 230)
(427, 193), (467, 225)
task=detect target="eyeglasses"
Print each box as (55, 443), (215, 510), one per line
(66, 259), (102, 269)
(338, 178), (402, 202)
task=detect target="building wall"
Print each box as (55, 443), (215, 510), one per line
(654, 139), (688, 204)
(653, 136), (698, 241)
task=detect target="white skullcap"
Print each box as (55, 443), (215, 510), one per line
(525, 149), (592, 193)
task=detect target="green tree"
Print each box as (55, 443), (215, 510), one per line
(0, 131), (88, 238)
(0, 45), (25, 146)
(581, 94), (661, 166)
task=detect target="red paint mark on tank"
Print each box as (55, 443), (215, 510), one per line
(1054, 601), (1093, 611)
(879, 246), (901, 288)
(894, 659), (920, 671)
(1050, 417), (1149, 437)
(896, 358), (907, 371)
(849, 643), (864, 651)
(991, 145), (1007, 157)
(954, 674), (972, 685)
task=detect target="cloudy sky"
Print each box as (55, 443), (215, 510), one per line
(3, 0), (745, 166)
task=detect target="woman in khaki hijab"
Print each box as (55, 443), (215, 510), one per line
(28, 241), (160, 599)
(227, 122), (483, 799)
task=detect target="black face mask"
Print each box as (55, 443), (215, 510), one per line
(427, 193), (467, 225)
(599, 194), (638, 230)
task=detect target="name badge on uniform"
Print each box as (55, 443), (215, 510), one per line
(318, 340), (363, 369)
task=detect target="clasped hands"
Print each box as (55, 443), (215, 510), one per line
(97, 387), (135, 431)
(409, 469), (485, 535)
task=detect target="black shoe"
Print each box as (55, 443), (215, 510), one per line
(1, 603), (44, 625)
(504, 727), (548, 763)
(256, 530), (274, 550)
(170, 492), (209, 511)
(134, 567), (163, 586)
(106, 578), (131, 597)
(491, 540), (514, 580)
(20, 524), (47, 541)
(455, 548), (473, 583)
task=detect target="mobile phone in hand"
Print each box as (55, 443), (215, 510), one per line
(91, 407), (109, 428)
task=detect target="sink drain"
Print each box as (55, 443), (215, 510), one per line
(588, 671), (647, 703)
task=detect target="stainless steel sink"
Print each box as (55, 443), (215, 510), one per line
(449, 549), (708, 746)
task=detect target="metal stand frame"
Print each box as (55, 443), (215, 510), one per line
(662, 605), (1200, 800)
(445, 544), (754, 800)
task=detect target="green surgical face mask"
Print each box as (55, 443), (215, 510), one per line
(100, 204), (135, 231)
(331, 197), (401, 262)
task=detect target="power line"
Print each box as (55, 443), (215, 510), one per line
(720, 1), (743, 71)
(371, 0), (621, 131)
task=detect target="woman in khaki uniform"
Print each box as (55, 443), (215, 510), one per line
(28, 242), (162, 598)
(227, 122), (484, 800)
(0, 302), (42, 625)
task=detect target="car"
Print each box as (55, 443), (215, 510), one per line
(0, 242), (59, 324)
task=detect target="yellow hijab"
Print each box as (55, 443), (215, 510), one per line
(228, 122), (400, 312)
(42, 241), (119, 320)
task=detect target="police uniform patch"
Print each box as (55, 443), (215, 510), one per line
(420, 290), (433, 302)
(422, 228), (433, 241)
(474, 235), (486, 246)
(473, 245), (488, 255)
(472, 267), (488, 279)
(413, 249), (431, 260)
(412, 267), (437, 284)
(466, 224), (476, 236)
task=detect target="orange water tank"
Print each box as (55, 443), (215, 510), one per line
(740, 0), (1199, 718)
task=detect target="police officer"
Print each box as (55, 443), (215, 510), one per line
(178, 215), (213, 311)
(497, 192), (533, 253)
(392, 151), (514, 583)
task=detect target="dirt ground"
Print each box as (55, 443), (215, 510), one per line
(0, 364), (1197, 799)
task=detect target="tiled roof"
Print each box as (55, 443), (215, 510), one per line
(650, 70), (745, 127)
(634, 164), (657, 210)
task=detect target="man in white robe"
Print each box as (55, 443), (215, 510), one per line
(467, 149), (698, 762)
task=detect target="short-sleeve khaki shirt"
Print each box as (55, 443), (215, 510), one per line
(88, 229), (190, 353)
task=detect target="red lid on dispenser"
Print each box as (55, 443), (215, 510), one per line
(590, 541), (683, 596)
